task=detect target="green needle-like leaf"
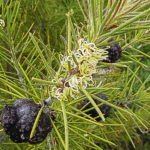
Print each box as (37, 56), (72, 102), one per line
(80, 85), (105, 121)
(30, 106), (44, 139)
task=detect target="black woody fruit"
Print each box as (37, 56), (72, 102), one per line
(0, 99), (52, 144)
(78, 94), (111, 121)
(103, 43), (122, 63)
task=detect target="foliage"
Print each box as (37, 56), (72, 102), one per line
(0, 0), (150, 149)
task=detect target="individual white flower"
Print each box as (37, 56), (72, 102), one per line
(79, 61), (96, 76)
(78, 38), (87, 47)
(68, 75), (79, 89)
(0, 19), (5, 28)
(79, 76), (89, 88)
(63, 87), (70, 98)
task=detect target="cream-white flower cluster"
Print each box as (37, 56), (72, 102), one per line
(51, 38), (108, 101)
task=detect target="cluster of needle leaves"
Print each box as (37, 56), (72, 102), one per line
(0, 0), (150, 150)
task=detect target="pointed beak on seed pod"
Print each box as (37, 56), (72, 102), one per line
(0, 99), (53, 144)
